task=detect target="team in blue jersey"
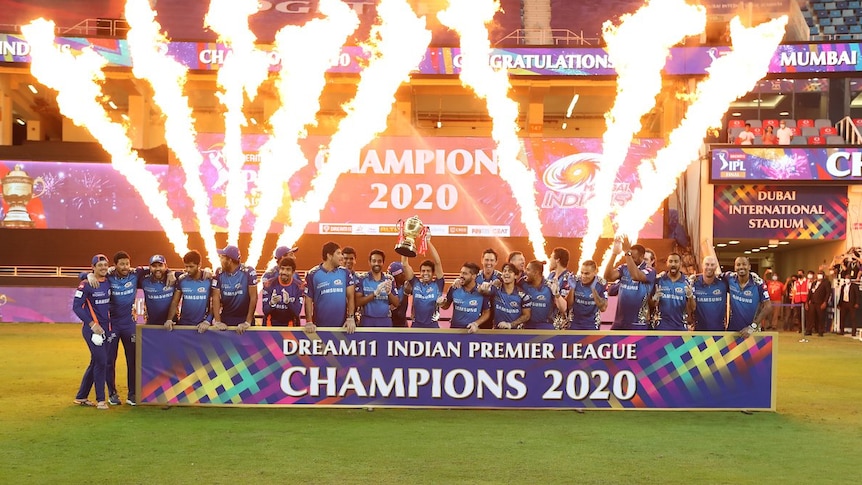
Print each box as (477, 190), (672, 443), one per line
(605, 240), (656, 331)
(354, 250), (399, 327)
(568, 260), (609, 331)
(212, 245), (258, 334)
(72, 254), (111, 409)
(489, 264), (532, 329)
(403, 240), (446, 329)
(650, 253), (695, 331)
(262, 256), (304, 326)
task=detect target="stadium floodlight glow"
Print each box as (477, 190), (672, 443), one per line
(435, 120), (442, 129)
(27, 84), (38, 94)
(744, 250), (751, 254)
(751, 248), (760, 252)
(15, 118), (25, 125)
(108, 100), (118, 109)
(728, 240), (740, 244)
(768, 244), (778, 248)
(731, 112), (741, 116)
(561, 122), (567, 130)
(716, 243), (727, 247)
(779, 111), (789, 116)
(779, 241), (790, 245)
(249, 117), (257, 125)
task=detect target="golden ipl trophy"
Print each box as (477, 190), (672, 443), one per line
(395, 215), (428, 257)
(1, 164), (46, 228)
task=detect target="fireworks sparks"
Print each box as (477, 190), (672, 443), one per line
(277, 0), (432, 250)
(438, 0), (547, 263)
(247, 0), (360, 270)
(578, 0), (706, 267)
(125, 0), (219, 268)
(22, 18), (190, 257)
(205, 0), (271, 247)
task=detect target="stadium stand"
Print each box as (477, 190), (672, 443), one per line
(808, 0), (862, 40)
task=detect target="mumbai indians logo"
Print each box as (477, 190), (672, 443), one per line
(124, 282), (133, 288)
(509, 301), (519, 308)
(542, 153), (599, 194)
(713, 289), (722, 295)
(469, 300), (478, 305)
(197, 287), (207, 293)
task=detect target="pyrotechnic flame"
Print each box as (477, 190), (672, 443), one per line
(247, 0), (360, 269)
(608, 16), (788, 267)
(205, 0), (271, 246)
(276, 0), (432, 249)
(578, 0), (706, 267)
(438, 0), (547, 262)
(125, 0), (219, 268)
(22, 19), (190, 257)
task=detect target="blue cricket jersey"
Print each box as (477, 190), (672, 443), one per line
(522, 281), (555, 330)
(176, 273), (212, 325)
(262, 278), (304, 326)
(138, 269), (176, 325)
(446, 285), (490, 329)
(104, 270), (138, 329)
(652, 273), (691, 331)
(725, 272), (769, 332)
(305, 265), (354, 326)
(260, 264), (303, 286)
(689, 274), (728, 331)
(491, 285), (531, 327)
(611, 262), (656, 331)
(355, 272), (397, 321)
(569, 277), (608, 331)
(73, 279), (111, 329)
(410, 277), (445, 328)
(213, 265), (258, 325)
(476, 269), (501, 286)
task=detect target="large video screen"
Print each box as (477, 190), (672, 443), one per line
(0, 136), (664, 238)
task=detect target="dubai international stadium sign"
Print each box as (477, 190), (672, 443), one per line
(138, 327), (776, 410)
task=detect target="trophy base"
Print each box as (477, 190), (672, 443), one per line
(395, 245), (417, 258)
(1, 217), (35, 228)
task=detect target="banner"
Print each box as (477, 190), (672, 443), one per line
(4, 33), (862, 76)
(1, 136), (665, 238)
(0, 287), (79, 323)
(711, 147), (862, 182)
(138, 327), (775, 409)
(713, 184), (847, 239)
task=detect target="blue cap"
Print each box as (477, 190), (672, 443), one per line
(388, 262), (404, 276)
(149, 254), (166, 265)
(217, 245), (241, 261)
(91, 254), (108, 266)
(275, 246), (298, 259)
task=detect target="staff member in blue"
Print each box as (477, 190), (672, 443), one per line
(354, 250), (399, 327)
(489, 263), (531, 329)
(72, 254), (111, 410)
(522, 260), (562, 330)
(165, 250), (213, 333)
(725, 256), (771, 337)
(441, 262), (490, 333)
(212, 245), (258, 334)
(568, 260), (608, 331)
(304, 241), (356, 333)
(604, 238), (656, 331)
(402, 240), (446, 328)
(650, 253), (696, 331)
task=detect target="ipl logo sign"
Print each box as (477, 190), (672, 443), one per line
(716, 150), (746, 176)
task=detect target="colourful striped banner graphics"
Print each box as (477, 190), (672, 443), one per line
(138, 328), (775, 410)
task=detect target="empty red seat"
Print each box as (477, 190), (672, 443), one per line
(790, 127), (801, 136)
(728, 119), (745, 128)
(820, 126), (838, 135)
(808, 136), (826, 144)
(762, 119), (779, 127)
(797, 119), (815, 127)
(853, 118), (862, 127)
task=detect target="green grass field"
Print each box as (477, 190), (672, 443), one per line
(0, 323), (859, 484)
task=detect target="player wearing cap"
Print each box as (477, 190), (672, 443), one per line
(440, 262), (491, 333)
(489, 263), (531, 330)
(260, 246), (300, 285)
(567, 260), (608, 331)
(402, 240), (445, 329)
(354, 250), (399, 327)
(165, 250), (213, 333)
(211, 245), (258, 334)
(138, 254), (177, 327)
(262, 256), (304, 326)
(304, 241), (356, 332)
(72, 254), (111, 409)
(650, 253), (695, 331)
(388, 260), (410, 328)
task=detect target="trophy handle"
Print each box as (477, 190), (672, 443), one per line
(32, 177), (48, 199)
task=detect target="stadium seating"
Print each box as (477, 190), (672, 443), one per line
(827, 135), (846, 143)
(791, 137), (809, 145)
(802, 126), (820, 137)
(809, 1), (862, 39)
(797, 119), (815, 127)
(728, 119), (745, 128)
(809, 136), (826, 144)
(815, 118), (834, 128)
(820, 126), (838, 135)
(725, 117), (842, 144)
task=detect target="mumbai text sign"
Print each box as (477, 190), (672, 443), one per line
(138, 327), (775, 410)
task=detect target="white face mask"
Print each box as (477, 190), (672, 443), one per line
(772, 275), (778, 281)
(807, 274), (814, 280)
(817, 274), (824, 280)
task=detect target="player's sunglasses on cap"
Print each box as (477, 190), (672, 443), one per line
(91, 254), (108, 265)
(149, 254), (166, 265)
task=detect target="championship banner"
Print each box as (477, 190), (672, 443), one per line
(3, 33), (862, 76)
(0, 136), (664, 238)
(713, 184), (847, 239)
(137, 327), (776, 410)
(711, 147), (862, 182)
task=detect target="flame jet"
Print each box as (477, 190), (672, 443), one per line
(578, 0), (706, 267)
(125, 0), (220, 268)
(247, 0), (360, 270)
(277, 0), (432, 249)
(608, 16), (788, 267)
(438, 0), (548, 262)
(205, 0), (271, 246)
(22, 19), (189, 257)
